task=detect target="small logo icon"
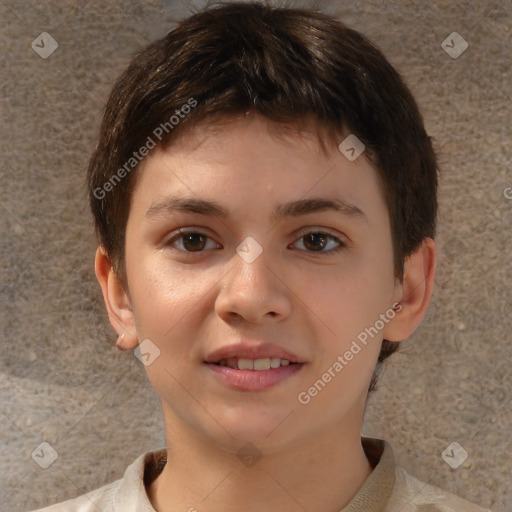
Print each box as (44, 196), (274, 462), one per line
(442, 441), (468, 469)
(236, 442), (262, 468)
(236, 236), (263, 263)
(504, 187), (512, 200)
(134, 338), (161, 366)
(338, 134), (365, 161)
(31, 32), (58, 59)
(31, 441), (59, 469)
(441, 32), (468, 59)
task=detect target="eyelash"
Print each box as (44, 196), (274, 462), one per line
(164, 228), (347, 255)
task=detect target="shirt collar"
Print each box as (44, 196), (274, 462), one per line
(114, 450), (166, 512)
(341, 437), (396, 511)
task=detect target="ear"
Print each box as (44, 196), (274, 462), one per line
(383, 238), (437, 342)
(94, 245), (139, 350)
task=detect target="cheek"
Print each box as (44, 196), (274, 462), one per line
(313, 256), (392, 313)
(126, 255), (209, 340)
(295, 252), (395, 353)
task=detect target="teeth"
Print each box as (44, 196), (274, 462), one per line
(237, 358), (254, 370)
(253, 358), (270, 370)
(216, 357), (293, 370)
(270, 357), (281, 368)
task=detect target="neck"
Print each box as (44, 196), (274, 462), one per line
(147, 406), (374, 512)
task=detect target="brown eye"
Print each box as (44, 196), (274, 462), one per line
(166, 230), (219, 252)
(302, 233), (328, 251)
(293, 231), (345, 254)
(181, 233), (207, 252)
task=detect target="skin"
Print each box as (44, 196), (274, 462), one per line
(96, 114), (436, 512)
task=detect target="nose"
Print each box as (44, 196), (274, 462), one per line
(215, 247), (292, 325)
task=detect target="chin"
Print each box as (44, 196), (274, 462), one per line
(205, 407), (301, 452)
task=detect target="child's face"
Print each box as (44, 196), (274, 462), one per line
(122, 115), (401, 452)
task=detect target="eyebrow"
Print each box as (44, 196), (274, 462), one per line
(146, 196), (368, 223)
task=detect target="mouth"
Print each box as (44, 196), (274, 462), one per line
(211, 357), (297, 370)
(205, 341), (305, 367)
(204, 343), (306, 391)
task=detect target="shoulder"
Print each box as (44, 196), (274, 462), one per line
(28, 450), (165, 512)
(29, 479), (120, 512)
(385, 466), (492, 512)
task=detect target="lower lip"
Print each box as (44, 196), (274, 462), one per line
(205, 363), (304, 391)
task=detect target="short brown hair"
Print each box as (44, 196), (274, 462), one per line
(87, 1), (438, 392)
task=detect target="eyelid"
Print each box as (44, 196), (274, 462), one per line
(294, 226), (349, 245)
(294, 226), (346, 239)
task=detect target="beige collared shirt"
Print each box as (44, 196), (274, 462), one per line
(31, 437), (491, 512)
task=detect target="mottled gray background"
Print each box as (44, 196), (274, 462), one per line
(1, 0), (511, 511)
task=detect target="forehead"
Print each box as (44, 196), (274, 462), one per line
(131, 115), (388, 225)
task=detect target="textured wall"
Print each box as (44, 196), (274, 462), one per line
(1, 1), (510, 511)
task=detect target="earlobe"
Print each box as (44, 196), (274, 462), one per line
(383, 238), (437, 342)
(116, 332), (132, 350)
(94, 246), (139, 350)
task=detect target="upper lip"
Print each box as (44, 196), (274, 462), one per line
(205, 342), (305, 364)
